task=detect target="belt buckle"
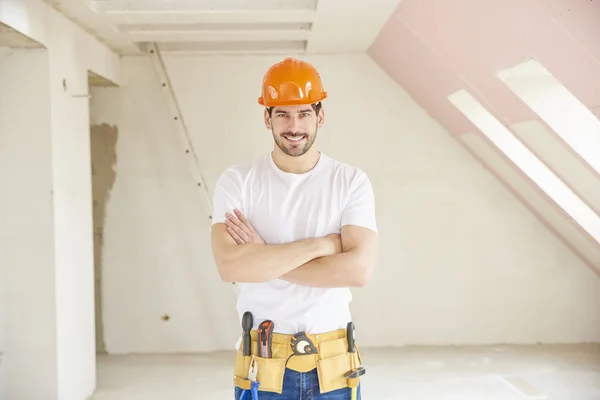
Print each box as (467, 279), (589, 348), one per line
(290, 331), (318, 355)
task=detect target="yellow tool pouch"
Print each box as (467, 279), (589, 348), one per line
(316, 335), (363, 393)
(233, 347), (287, 393)
(232, 328), (364, 395)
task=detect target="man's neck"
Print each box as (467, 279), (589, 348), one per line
(271, 148), (321, 174)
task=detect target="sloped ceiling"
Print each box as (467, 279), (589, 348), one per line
(368, 0), (600, 274)
(369, 0), (600, 135)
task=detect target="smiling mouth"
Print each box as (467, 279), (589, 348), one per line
(283, 134), (306, 143)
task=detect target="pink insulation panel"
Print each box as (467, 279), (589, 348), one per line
(369, 0), (600, 134)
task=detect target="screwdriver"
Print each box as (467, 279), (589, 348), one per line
(242, 311), (253, 356)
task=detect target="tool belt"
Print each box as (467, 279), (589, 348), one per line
(233, 328), (364, 395)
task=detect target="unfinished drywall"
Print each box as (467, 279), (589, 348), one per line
(0, 0), (121, 398)
(91, 124), (118, 354)
(90, 53), (600, 354)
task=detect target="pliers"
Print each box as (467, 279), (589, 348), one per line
(240, 358), (259, 400)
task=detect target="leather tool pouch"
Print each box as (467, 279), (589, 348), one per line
(233, 350), (252, 391)
(233, 348), (287, 394)
(316, 337), (363, 394)
(233, 332), (363, 395)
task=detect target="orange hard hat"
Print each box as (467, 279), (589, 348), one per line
(258, 57), (327, 107)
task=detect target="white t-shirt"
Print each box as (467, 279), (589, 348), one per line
(211, 152), (377, 342)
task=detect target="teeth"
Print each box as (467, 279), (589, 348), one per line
(285, 136), (304, 141)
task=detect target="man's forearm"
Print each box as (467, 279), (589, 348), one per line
(216, 238), (333, 283)
(280, 251), (369, 288)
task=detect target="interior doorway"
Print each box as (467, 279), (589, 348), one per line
(89, 69), (119, 354)
(88, 68), (120, 356)
(90, 118), (118, 354)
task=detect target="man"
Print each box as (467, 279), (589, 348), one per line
(210, 57), (378, 399)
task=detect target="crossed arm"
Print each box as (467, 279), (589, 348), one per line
(279, 225), (377, 287)
(210, 209), (378, 288)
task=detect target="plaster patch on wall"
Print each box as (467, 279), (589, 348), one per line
(90, 123), (118, 354)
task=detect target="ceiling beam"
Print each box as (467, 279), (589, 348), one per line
(127, 29), (310, 43)
(145, 40), (306, 55)
(90, 0), (317, 13)
(46, 0), (140, 54)
(98, 10), (315, 25)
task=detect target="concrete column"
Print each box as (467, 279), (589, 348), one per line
(0, 48), (59, 399)
(47, 30), (97, 400)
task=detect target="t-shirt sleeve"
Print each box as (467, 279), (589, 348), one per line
(211, 168), (244, 226)
(341, 170), (378, 233)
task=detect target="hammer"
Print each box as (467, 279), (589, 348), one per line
(345, 322), (365, 400)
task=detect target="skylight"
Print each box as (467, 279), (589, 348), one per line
(448, 89), (600, 243)
(497, 59), (600, 176)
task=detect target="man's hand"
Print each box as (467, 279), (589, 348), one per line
(224, 209), (265, 245)
(225, 210), (342, 255)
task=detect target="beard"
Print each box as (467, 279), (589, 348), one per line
(272, 128), (317, 157)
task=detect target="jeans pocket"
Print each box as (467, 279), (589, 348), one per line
(314, 385), (358, 400)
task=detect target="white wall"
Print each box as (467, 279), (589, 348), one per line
(0, 0), (121, 398)
(90, 53), (600, 354)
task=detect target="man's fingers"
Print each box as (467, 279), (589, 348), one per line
(234, 209), (255, 231)
(226, 212), (246, 228)
(225, 218), (249, 242)
(226, 213), (249, 233)
(234, 209), (247, 223)
(227, 227), (244, 244)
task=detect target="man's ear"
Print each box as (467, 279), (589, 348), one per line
(317, 107), (325, 128)
(264, 108), (272, 129)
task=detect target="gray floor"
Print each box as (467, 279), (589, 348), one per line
(90, 343), (600, 400)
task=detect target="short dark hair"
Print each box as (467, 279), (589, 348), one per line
(266, 102), (322, 117)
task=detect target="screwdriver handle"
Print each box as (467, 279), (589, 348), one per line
(346, 322), (355, 353)
(242, 312), (253, 356)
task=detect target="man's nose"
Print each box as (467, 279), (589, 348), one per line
(288, 115), (301, 131)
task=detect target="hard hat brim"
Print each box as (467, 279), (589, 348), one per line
(258, 92), (327, 107)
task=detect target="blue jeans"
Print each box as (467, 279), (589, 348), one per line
(234, 367), (362, 399)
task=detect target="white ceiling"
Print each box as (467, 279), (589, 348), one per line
(45, 0), (402, 55)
